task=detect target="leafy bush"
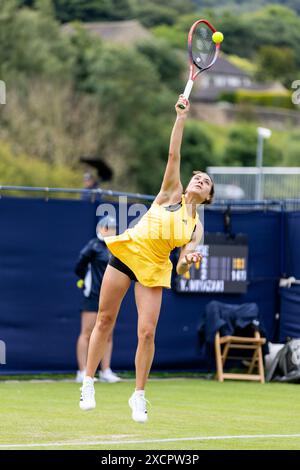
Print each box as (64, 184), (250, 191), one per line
(137, 39), (185, 91)
(0, 141), (81, 191)
(180, 121), (214, 186)
(223, 124), (282, 166)
(219, 89), (295, 109)
(0, 2), (73, 80)
(0, 81), (110, 167)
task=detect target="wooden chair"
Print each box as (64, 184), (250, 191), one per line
(214, 330), (266, 383)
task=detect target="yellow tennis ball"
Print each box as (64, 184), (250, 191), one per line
(212, 31), (224, 43)
(77, 279), (84, 289)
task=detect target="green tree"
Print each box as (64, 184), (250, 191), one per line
(133, 4), (177, 27)
(210, 12), (257, 59)
(0, 141), (82, 191)
(0, 2), (73, 79)
(131, 0), (195, 24)
(137, 39), (185, 91)
(256, 46), (298, 87)
(223, 125), (282, 167)
(52, 0), (133, 22)
(67, 23), (103, 89)
(251, 5), (300, 67)
(152, 24), (187, 49)
(0, 80), (113, 167)
(79, 43), (177, 192)
(34, 0), (55, 16)
(153, 10), (257, 58)
(84, 44), (163, 128)
(194, 1), (300, 15)
(180, 121), (214, 186)
(282, 131), (300, 166)
(155, 4), (300, 71)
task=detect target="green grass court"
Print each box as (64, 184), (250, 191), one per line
(0, 378), (300, 450)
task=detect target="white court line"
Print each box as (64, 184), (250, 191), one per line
(1, 434), (300, 448)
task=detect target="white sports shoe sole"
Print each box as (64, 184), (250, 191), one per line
(79, 400), (96, 411)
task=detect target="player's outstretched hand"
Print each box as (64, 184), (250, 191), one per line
(175, 95), (190, 117)
(184, 252), (202, 266)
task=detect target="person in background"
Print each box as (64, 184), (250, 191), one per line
(75, 215), (121, 384)
(81, 172), (100, 202)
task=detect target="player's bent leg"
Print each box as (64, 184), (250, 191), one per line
(85, 266), (131, 377)
(128, 284), (162, 423)
(80, 265), (131, 411)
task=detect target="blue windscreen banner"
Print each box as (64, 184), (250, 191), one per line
(279, 286), (300, 342)
(278, 211), (300, 342)
(0, 196), (299, 373)
(285, 212), (300, 278)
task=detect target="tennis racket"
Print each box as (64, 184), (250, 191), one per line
(179, 19), (221, 109)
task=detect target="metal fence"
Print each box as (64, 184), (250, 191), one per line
(0, 185), (154, 202)
(1, 185), (300, 211)
(207, 167), (300, 201)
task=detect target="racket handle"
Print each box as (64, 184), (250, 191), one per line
(179, 79), (194, 109)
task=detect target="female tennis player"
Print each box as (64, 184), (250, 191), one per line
(80, 95), (214, 422)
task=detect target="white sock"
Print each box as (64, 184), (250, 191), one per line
(83, 376), (94, 385)
(134, 389), (145, 397)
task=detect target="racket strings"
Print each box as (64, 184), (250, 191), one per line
(192, 25), (216, 69)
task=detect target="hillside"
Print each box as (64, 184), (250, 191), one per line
(193, 0), (300, 14)
(0, 1), (299, 195)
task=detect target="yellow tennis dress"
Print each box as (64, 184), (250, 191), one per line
(105, 194), (199, 288)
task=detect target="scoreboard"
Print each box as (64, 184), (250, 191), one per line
(175, 233), (248, 294)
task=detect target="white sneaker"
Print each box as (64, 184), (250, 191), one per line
(99, 368), (121, 383)
(128, 391), (148, 423)
(75, 370), (86, 383)
(79, 377), (96, 411)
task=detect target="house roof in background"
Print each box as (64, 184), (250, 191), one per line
(206, 54), (250, 77)
(63, 20), (152, 45)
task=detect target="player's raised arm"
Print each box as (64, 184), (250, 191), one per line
(156, 96), (190, 203)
